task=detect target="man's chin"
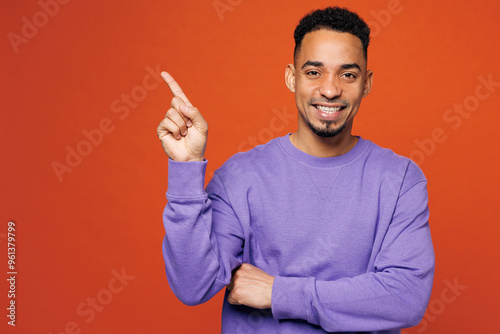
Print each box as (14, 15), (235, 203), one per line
(309, 122), (346, 138)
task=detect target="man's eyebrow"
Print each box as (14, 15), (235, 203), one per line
(301, 61), (362, 71)
(341, 63), (361, 71)
(301, 60), (324, 69)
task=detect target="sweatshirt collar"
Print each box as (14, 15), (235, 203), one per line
(278, 133), (368, 168)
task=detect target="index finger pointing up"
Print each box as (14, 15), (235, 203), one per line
(161, 71), (193, 107)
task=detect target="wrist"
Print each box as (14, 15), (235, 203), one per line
(166, 159), (207, 197)
(187, 156), (205, 162)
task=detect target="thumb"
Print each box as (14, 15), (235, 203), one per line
(180, 104), (206, 129)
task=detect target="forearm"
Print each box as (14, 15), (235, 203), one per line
(163, 195), (225, 306)
(163, 160), (241, 305)
(272, 265), (434, 331)
(162, 159), (241, 305)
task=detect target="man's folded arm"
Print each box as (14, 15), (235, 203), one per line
(271, 176), (435, 332)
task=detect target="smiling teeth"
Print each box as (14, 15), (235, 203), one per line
(316, 105), (342, 113)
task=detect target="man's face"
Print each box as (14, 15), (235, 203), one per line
(286, 29), (373, 138)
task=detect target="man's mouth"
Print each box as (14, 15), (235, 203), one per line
(312, 103), (347, 122)
(314, 105), (345, 114)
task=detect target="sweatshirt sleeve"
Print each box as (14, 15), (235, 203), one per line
(162, 159), (244, 306)
(271, 162), (435, 332)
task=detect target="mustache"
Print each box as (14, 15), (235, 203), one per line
(310, 98), (350, 106)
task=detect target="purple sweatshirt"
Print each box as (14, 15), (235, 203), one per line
(162, 134), (434, 333)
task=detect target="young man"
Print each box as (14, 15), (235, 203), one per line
(157, 7), (434, 334)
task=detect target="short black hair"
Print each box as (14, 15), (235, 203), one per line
(294, 7), (370, 60)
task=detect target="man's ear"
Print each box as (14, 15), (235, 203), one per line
(363, 70), (373, 97)
(285, 64), (296, 93)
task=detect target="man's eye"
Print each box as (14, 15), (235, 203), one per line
(343, 73), (357, 79)
(307, 71), (319, 76)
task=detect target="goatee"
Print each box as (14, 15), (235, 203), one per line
(309, 120), (346, 138)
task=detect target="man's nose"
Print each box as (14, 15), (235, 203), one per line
(319, 75), (341, 99)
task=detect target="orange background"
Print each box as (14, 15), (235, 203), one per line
(1, 0), (499, 333)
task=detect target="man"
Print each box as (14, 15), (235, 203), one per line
(157, 7), (434, 334)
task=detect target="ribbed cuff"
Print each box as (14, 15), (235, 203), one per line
(271, 276), (311, 321)
(166, 159), (208, 198)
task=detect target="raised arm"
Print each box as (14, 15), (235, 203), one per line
(158, 73), (244, 306)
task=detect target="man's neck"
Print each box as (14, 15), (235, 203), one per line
(289, 128), (358, 158)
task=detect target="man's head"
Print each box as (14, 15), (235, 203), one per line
(294, 7), (370, 61)
(286, 7), (373, 140)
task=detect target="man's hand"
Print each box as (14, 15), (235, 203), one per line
(227, 263), (275, 309)
(157, 72), (208, 161)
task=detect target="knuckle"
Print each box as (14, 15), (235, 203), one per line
(166, 108), (175, 117)
(159, 119), (169, 130)
(167, 109), (182, 121)
(230, 288), (240, 299)
(171, 96), (185, 108)
(231, 278), (238, 287)
(174, 87), (184, 96)
(170, 96), (179, 105)
(156, 126), (164, 137)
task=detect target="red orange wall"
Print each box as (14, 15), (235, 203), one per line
(1, 0), (499, 333)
